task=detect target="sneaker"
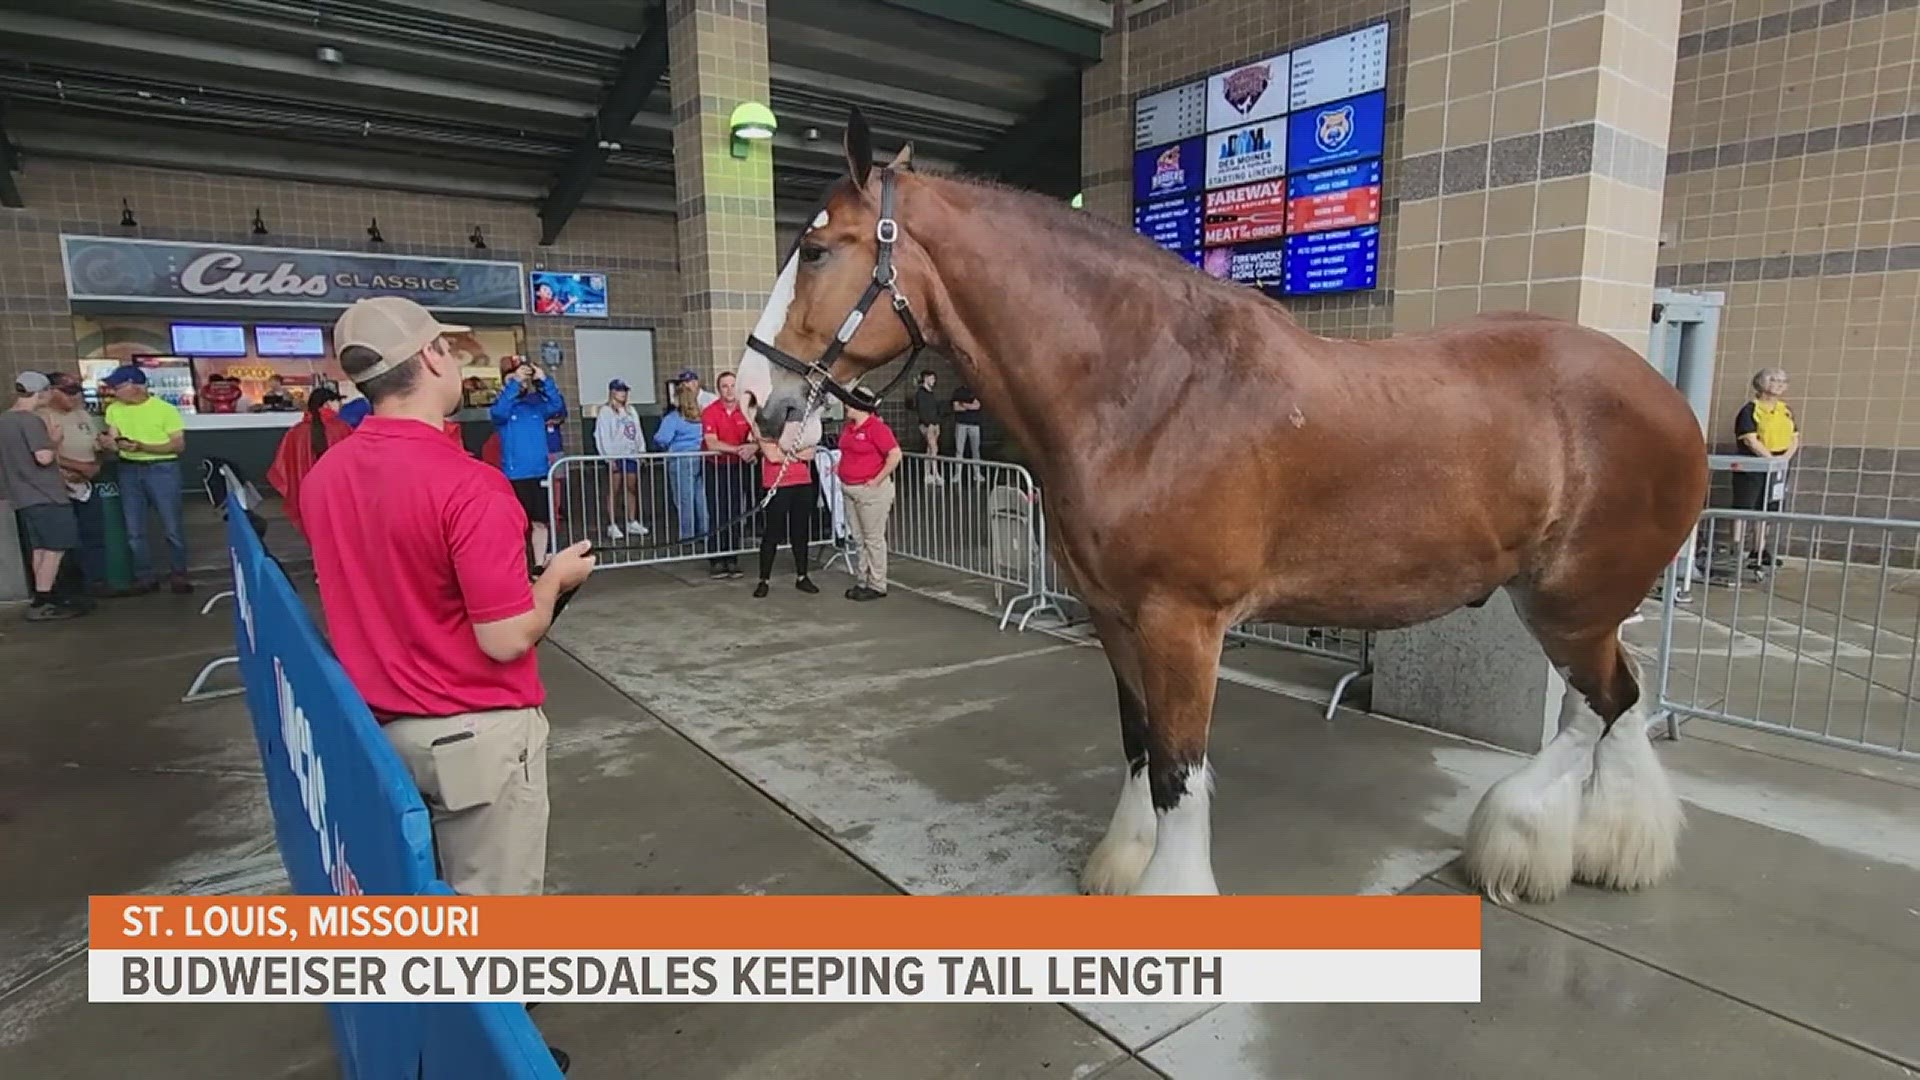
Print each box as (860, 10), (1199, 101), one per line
(924, 472), (943, 486)
(25, 602), (80, 623)
(626, 520), (648, 537)
(795, 577), (820, 594)
(169, 575), (194, 595)
(709, 562), (730, 580)
(726, 559), (745, 579)
(607, 523), (625, 542)
(752, 581), (770, 598)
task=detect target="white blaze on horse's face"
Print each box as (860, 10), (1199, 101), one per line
(736, 208), (831, 451)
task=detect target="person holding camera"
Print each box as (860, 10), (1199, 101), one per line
(489, 353), (568, 566)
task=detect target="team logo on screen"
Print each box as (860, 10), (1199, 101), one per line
(1220, 63), (1273, 117)
(1218, 125), (1271, 161)
(1150, 145), (1189, 194)
(1315, 104), (1356, 153)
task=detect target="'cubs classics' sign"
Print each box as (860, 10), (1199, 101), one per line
(60, 235), (528, 314)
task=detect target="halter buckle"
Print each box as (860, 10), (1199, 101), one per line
(875, 218), (899, 245)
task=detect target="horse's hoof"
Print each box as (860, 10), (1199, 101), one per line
(1079, 836), (1154, 895)
(1463, 772), (1581, 905)
(1573, 715), (1683, 891)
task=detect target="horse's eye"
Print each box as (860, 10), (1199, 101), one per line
(798, 244), (827, 265)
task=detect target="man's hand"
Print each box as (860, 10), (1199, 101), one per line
(541, 540), (596, 592)
(736, 444), (757, 461)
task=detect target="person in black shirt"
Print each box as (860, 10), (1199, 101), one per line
(951, 383), (985, 484)
(912, 370), (944, 486)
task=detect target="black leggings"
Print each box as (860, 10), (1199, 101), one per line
(758, 483), (815, 582)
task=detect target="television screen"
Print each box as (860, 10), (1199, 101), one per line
(170, 323), (248, 357)
(529, 271), (609, 318)
(255, 325), (328, 357)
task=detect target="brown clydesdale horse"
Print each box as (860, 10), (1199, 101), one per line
(736, 108), (1707, 903)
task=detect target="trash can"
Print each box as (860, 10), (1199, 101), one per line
(95, 461), (135, 593)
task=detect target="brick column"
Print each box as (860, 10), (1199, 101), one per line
(1374, 0), (1684, 752)
(668, 0), (775, 382)
(1391, 0), (1680, 355)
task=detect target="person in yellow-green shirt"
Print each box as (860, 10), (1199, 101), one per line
(101, 365), (193, 594)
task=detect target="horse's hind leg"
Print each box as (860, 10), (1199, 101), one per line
(1465, 622), (1681, 903)
(1080, 611), (1157, 895)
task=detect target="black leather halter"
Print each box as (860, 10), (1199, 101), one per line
(744, 167), (929, 413)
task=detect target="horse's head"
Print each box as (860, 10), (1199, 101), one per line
(737, 106), (926, 447)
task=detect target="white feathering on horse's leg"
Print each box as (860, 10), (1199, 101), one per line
(1080, 766), (1157, 895)
(1574, 704), (1684, 890)
(1132, 761), (1220, 896)
(1463, 695), (1602, 904)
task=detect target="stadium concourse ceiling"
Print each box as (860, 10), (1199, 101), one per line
(0, 0), (1105, 240)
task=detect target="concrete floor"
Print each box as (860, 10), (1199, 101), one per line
(2, 553), (1917, 1078)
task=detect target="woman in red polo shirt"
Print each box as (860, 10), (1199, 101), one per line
(835, 387), (902, 600)
(753, 434), (820, 598)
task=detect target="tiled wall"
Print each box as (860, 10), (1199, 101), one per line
(1660, 0), (1920, 526)
(1394, 0), (1681, 356)
(0, 160), (683, 451)
(1081, 0), (1410, 340)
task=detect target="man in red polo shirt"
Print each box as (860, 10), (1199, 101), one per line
(700, 370), (757, 580)
(301, 297), (594, 904)
(835, 386), (902, 601)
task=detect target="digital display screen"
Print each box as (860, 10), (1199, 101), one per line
(1289, 23), (1390, 111)
(1286, 90), (1387, 173)
(1134, 194), (1205, 259)
(1202, 180), (1290, 249)
(1282, 224), (1381, 294)
(169, 323), (248, 357)
(1132, 138), (1206, 202)
(253, 325), (328, 357)
(1286, 160), (1383, 234)
(529, 270), (608, 318)
(1130, 20), (1390, 297)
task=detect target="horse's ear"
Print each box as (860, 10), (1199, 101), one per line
(888, 141), (915, 172)
(844, 107), (874, 192)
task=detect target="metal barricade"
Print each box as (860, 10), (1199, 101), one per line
(1649, 508), (1920, 761)
(889, 452), (1060, 629)
(544, 451), (835, 571)
(1225, 622), (1373, 719)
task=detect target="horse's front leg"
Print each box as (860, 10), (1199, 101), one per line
(1131, 603), (1227, 896)
(1080, 612), (1156, 895)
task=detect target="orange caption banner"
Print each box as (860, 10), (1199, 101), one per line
(90, 895), (1481, 952)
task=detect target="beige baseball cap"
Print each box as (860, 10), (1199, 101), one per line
(333, 297), (469, 383)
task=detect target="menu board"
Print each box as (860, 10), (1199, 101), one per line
(1131, 21), (1390, 295)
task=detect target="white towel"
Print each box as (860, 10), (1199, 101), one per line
(814, 449), (852, 542)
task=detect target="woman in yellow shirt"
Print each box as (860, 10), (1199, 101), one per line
(1731, 367), (1797, 569)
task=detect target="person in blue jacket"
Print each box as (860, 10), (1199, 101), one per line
(652, 381), (710, 543)
(489, 355), (567, 564)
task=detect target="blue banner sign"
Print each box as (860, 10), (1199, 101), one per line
(1285, 90), (1387, 173)
(1133, 138), (1205, 202)
(1282, 224), (1381, 294)
(1134, 194), (1204, 258)
(62, 235), (528, 314)
(223, 499), (560, 1079)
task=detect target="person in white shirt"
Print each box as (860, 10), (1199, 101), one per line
(592, 378), (648, 542)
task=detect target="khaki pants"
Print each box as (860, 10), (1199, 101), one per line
(842, 477), (895, 591)
(382, 707), (550, 896)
